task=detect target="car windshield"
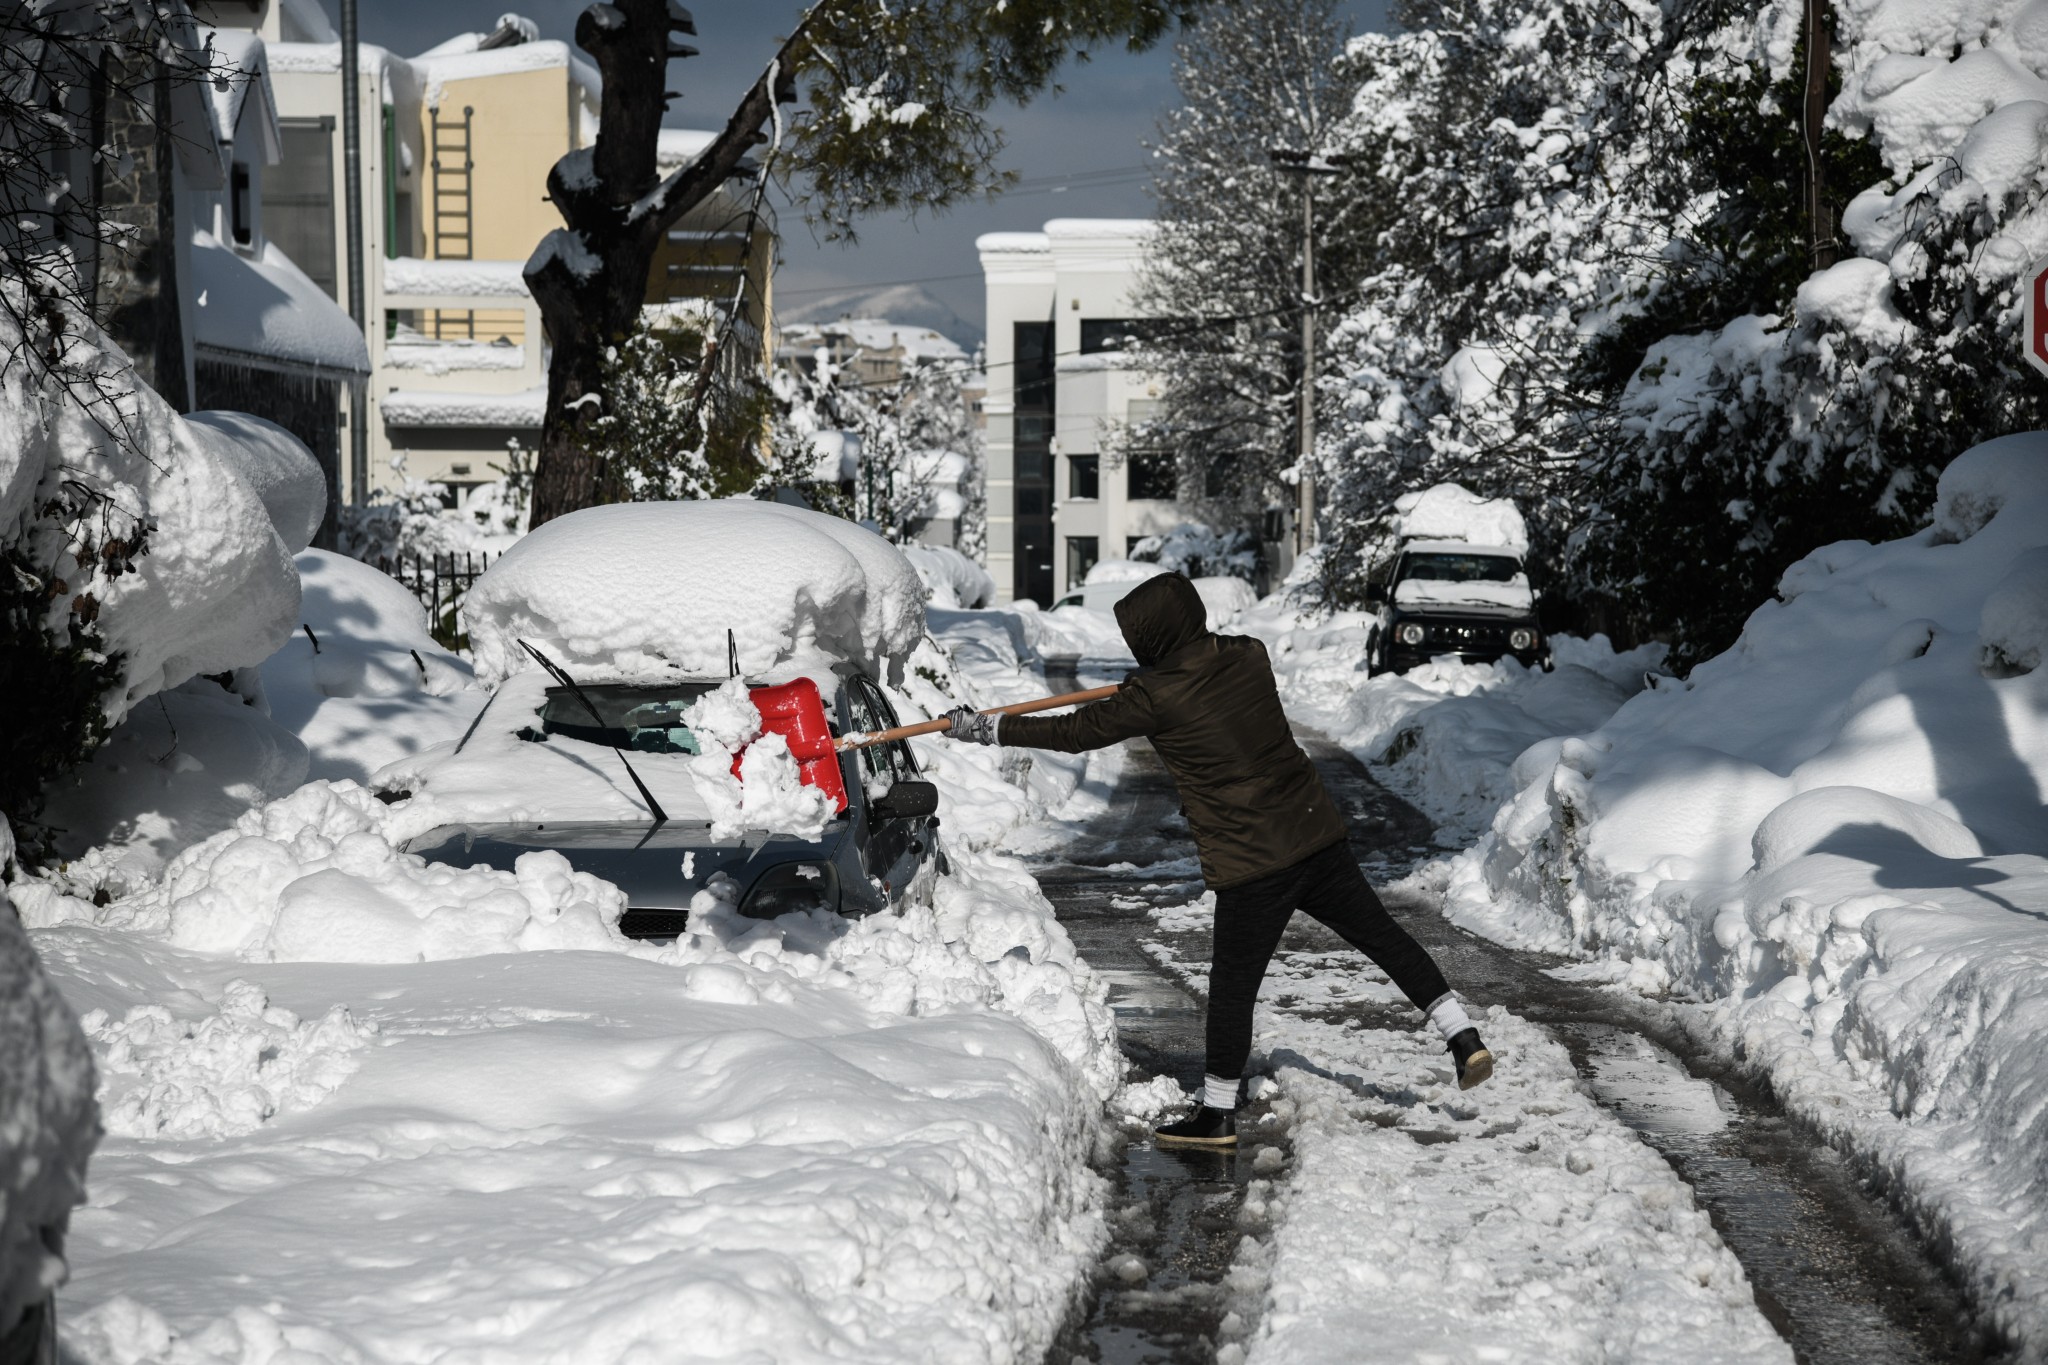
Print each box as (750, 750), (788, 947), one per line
(540, 683), (722, 754)
(1398, 552), (1522, 584)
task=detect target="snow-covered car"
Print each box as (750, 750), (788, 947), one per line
(1367, 540), (1549, 675)
(394, 664), (941, 937)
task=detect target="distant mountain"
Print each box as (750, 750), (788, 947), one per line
(776, 283), (979, 352)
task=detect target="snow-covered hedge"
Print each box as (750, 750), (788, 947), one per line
(1449, 433), (2048, 1348)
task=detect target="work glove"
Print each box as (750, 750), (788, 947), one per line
(943, 706), (1000, 745)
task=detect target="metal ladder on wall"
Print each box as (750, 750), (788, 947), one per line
(429, 105), (474, 339)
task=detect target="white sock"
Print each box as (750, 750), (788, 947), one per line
(1201, 1074), (1239, 1110)
(1426, 992), (1474, 1043)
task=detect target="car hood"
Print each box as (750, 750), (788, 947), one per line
(1393, 577), (1536, 616)
(408, 819), (848, 908)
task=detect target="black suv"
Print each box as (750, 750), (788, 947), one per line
(1367, 542), (1549, 675)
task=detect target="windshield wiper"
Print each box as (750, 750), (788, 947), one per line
(517, 639), (669, 827)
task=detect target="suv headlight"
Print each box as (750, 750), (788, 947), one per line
(1508, 627), (1538, 651)
(739, 860), (840, 918)
(1394, 622), (1426, 646)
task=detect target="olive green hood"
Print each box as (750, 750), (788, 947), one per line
(1114, 573), (1209, 665)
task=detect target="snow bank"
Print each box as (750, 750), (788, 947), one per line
(259, 550), (483, 784)
(0, 823), (98, 1337)
(1448, 433), (2048, 1349)
(21, 781), (629, 964)
(40, 553), (483, 892)
(0, 301), (309, 722)
(1084, 557), (1170, 586)
(464, 501), (926, 687)
(36, 769), (1118, 1364)
(1242, 599), (1660, 841)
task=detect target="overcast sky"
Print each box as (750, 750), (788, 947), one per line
(353, 0), (1390, 341)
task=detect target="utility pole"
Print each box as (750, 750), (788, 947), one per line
(341, 0), (369, 513)
(1802, 0), (1837, 270)
(1269, 149), (1341, 556)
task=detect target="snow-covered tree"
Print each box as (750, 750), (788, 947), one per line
(525, 0), (1209, 528)
(1573, 0), (2048, 662)
(775, 355), (984, 548)
(1113, 0), (1373, 539)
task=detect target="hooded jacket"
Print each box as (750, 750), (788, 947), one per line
(998, 573), (1349, 888)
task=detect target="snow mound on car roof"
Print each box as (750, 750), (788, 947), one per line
(463, 501), (925, 687)
(1392, 482), (1529, 551)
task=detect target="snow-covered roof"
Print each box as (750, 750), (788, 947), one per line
(382, 385), (545, 428)
(202, 29), (283, 164)
(190, 230), (370, 375)
(1043, 218), (1156, 240)
(383, 257), (531, 298)
(976, 231), (1051, 255)
(656, 128), (718, 172)
(780, 317), (967, 364)
(278, 0), (337, 43)
(412, 38), (599, 110)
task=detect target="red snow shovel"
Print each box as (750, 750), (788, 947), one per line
(834, 685), (1121, 753)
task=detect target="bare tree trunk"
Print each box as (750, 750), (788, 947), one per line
(1802, 0), (1836, 272)
(525, 0), (811, 529)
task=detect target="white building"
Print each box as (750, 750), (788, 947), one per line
(977, 219), (1182, 605)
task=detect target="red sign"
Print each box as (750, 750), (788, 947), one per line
(2028, 260), (2048, 378)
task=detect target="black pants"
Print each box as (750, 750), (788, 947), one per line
(1206, 839), (1451, 1080)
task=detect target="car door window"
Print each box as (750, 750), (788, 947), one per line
(859, 679), (920, 778)
(844, 680), (899, 790)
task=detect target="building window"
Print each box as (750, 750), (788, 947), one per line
(1127, 535), (1149, 556)
(264, 118), (337, 298)
(1067, 536), (1100, 587)
(230, 162), (252, 246)
(1068, 455), (1099, 500)
(1128, 449), (1177, 501)
(1013, 319), (1056, 604)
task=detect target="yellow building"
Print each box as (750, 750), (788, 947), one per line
(218, 2), (775, 508)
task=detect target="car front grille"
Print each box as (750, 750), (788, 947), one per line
(619, 907), (691, 940)
(1420, 622), (1509, 648)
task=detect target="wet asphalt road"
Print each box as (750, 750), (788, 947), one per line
(1030, 661), (1994, 1365)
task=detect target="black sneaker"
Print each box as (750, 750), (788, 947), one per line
(1449, 1028), (1493, 1090)
(1154, 1104), (1237, 1149)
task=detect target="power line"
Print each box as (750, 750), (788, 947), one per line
(776, 270), (985, 298)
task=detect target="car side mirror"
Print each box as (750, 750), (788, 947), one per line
(870, 779), (939, 821)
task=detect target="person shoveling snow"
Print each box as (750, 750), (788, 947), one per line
(943, 572), (1493, 1147)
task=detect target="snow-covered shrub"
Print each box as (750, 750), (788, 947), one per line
(0, 299), (317, 853)
(1130, 522), (1257, 580)
(462, 500), (926, 686)
(1449, 433), (2048, 1348)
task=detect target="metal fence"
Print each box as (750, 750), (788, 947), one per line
(378, 551), (492, 652)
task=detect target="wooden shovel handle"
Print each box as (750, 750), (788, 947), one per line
(834, 684), (1120, 752)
